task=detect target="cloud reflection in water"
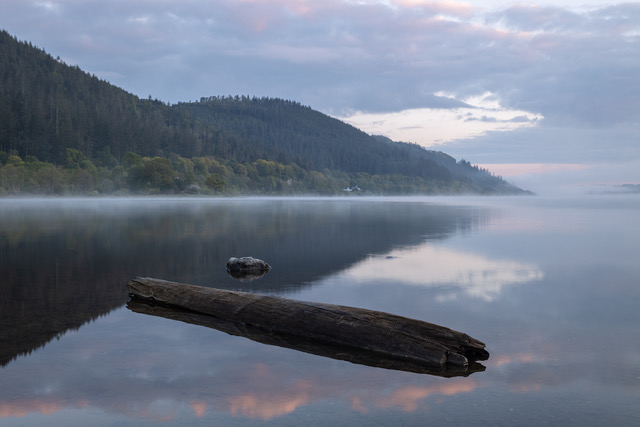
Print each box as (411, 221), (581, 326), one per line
(376, 379), (480, 413)
(343, 244), (544, 301)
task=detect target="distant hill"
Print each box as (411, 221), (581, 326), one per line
(0, 29), (529, 195)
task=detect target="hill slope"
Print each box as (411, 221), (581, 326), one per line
(0, 29), (528, 195)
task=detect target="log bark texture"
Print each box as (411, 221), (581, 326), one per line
(128, 277), (489, 372)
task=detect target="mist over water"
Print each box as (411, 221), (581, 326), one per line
(1, 196), (639, 426)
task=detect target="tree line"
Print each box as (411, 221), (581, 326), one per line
(0, 149), (489, 196)
(0, 29), (528, 196)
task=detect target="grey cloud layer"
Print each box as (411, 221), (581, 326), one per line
(1, 1), (638, 169)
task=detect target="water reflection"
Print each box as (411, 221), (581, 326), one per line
(0, 363), (481, 423)
(343, 245), (544, 301)
(376, 380), (479, 412)
(2, 196), (639, 426)
(0, 198), (490, 367)
(0, 302), (484, 423)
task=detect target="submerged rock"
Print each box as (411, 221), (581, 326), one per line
(226, 257), (271, 282)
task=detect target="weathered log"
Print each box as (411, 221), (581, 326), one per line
(127, 277), (489, 372)
(127, 298), (486, 377)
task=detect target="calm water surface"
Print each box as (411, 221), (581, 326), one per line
(1, 196), (639, 426)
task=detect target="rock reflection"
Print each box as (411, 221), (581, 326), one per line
(226, 269), (271, 282)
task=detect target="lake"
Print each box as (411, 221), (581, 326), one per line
(1, 196), (639, 426)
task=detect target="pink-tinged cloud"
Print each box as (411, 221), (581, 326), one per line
(219, 362), (313, 420)
(0, 398), (89, 418)
(491, 353), (538, 367)
(0, 401), (61, 418)
(351, 395), (369, 414)
(226, 380), (312, 420)
(511, 383), (543, 393)
(190, 401), (208, 417)
(236, 0), (311, 14)
(394, 0), (475, 18)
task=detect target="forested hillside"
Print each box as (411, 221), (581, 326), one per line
(0, 30), (528, 195)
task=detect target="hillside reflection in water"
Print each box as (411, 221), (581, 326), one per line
(1, 196), (639, 426)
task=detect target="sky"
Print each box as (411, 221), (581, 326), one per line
(1, 0), (639, 193)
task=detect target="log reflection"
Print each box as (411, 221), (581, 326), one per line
(127, 298), (487, 378)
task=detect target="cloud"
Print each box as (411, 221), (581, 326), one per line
(479, 4), (640, 128)
(4, 0), (638, 120)
(488, 4), (583, 32)
(338, 91), (543, 145)
(392, 0), (476, 18)
(480, 159), (640, 195)
(0, 0), (638, 187)
(443, 123), (640, 164)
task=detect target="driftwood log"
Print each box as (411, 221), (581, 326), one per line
(128, 277), (489, 376)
